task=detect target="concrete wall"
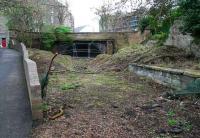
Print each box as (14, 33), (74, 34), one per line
(10, 40), (43, 120)
(69, 31), (150, 50)
(129, 63), (200, 89)
(165, 20), (200, 58)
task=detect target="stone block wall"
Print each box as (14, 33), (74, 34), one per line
(129, 63), (200, 89)
(69, 31), (150, 50)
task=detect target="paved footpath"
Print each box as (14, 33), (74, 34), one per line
(0, 49), (32, 138)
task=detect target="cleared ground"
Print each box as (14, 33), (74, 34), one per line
(29, 48), (200, 138)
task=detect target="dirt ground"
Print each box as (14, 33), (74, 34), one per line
(30, 57), (200, 138)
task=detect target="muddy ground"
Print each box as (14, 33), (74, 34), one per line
(30, 57), (200, 138)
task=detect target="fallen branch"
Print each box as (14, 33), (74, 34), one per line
(143, 54), (186, 64)
(48, 107), (64, 120)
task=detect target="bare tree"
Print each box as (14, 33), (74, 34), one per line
(95, 0), (148, 32)
(55, 1), (70, 25)
(95, 4), (114, 31)
(0, 0), (44, 32)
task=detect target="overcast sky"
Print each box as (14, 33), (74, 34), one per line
(61, 0), (102, 32)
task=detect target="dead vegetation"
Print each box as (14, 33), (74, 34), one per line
(28, 48), (73, 75)
(89, 45), (200, 72)
(29, 48), (200, 138)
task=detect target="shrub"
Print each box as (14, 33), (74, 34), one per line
(151, 32), (168, 45)
(41, 25), (72, 51)
(42, 32), (56, 50)
(54, 26), (72, 42)
(139, 16), (157, 34)
(139, 16), (151, 33)
(179, 0), (200, 38)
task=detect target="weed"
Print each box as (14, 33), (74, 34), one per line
(184, 123), (193, 131)
(167, 110), (176, 117)
(168, 119), (178, 126)
(181, 120), (193, 131)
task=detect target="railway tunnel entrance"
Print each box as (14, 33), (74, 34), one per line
(56, 40), (115, 58)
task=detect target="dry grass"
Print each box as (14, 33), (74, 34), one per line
(89, 45), (200, 72)
(28, 48), (73, 75)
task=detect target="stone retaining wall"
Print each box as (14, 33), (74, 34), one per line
(10, 40), (42, 120)
(129, 63), (200, 89)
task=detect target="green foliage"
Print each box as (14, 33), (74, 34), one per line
(179, 0), (200, 38)
(167, 110), (177, 127)
(1, 1), (44, 47)
(139, 6), (182, 45)
(151, 32), (168, 40)
(151, 32), (168, 45)
(166, 110), (193, 131)
(1, 0), (43, 32)
(55, 26), (72, 33)
(55, 26), (72, 42)
(168, 119), (178, 126)
(42, 33), (56, 51)
(167, 110), (176, 117)
(139, 16), (157, 34)
(61, 83), (80, 90)
(182, 122), (193, 131)
(138, 16), (151, 33)
(41, 25), (72, 51)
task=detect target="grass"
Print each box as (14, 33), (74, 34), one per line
(61, 83), (81, 90)
(167, 110), (176, 117)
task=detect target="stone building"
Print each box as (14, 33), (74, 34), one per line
(0, 16), (9, 48)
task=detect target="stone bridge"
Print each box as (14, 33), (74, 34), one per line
(10, 31), (150, 54)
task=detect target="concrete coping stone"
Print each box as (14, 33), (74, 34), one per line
(130, 63), (200, 78)
(183, 70), (200, 78)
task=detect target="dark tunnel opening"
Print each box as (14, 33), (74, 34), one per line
(56, 40), (114, 58)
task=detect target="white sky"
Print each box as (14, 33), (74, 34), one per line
(60, 0), (102, 32)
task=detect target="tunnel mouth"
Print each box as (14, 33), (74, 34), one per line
(56, 40), (114, 58)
